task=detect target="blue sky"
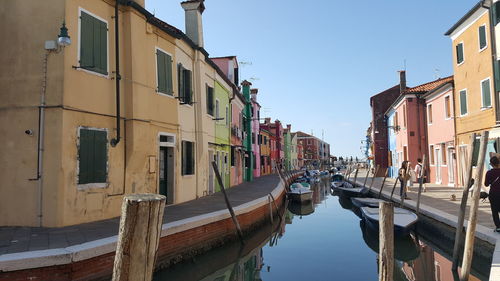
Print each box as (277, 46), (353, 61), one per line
(146, 0), (476, 158)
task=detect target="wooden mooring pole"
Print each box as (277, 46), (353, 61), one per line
(416, 155), (427, 216)
(400, 162), (411, 207)
(379, 201), (394, 281)
(378, 168), (388, 199)
(363, 164), (371, 187)
(212, 161), (244, 242)
(352, 164), (360, 187)
(460, 131), (489, 281)
(112, 194), (166, 281)
(452, 133), (477, 270)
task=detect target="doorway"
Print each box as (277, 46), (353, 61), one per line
(159, 146), (174, 204)
(208, 150), (215, 194)
(448, 147), (456, 185)
(435, 147), (442, 184)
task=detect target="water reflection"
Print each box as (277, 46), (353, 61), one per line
(153, 177), (490, 281)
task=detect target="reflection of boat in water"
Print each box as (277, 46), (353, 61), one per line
(288, 200), (314, 216)
(337, 193), (354, 210)
(360, 220), (420, 262)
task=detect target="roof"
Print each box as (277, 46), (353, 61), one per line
(444, 1), (484, 36)
(403, 76), (453, 94)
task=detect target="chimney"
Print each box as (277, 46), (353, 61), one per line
(241, 80), (252, 102)
(265, 117), (271, 125)
(399, 70), (406, 94)
(287, 124), (291, 131)
(250, 88), (258, 101)
(181, 0), (205, 47)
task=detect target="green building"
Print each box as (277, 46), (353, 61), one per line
(214, 80), (231, 190)
(242, 80), (253, 181)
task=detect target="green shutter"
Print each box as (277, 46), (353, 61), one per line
(456, 43), (464, 64)
(182, 141), (186, 175)
(78, 129), (92, 184)
(178, 64), (184, 100)
(482, 79), (491, 107)
(157, 51), (167, 93)
(80, 12), (107, 75)
(80, 12), (94, 69)
(93, 130), (108, 182)
(184, 70), (192, 104)
(460, 90), (467, 115)
(165, 53), (173, 94)
(479, 25), (487, 50)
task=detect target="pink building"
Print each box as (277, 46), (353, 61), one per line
(387, 75), (453, 178)
(423, 77), (457, 186)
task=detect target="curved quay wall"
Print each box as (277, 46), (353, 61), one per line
(0, 173), (301, 281)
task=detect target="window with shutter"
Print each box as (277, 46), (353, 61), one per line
(80, 11), (108, 75)
(481, 78), (492, 108)
(456, 43), (464, 64)
(156, 49), (173, 95)
(78, 128), (108, 184)
(479, 25), (487, 50)
(182, 141), (195, 175)
(460, 90), (468, 115)
(206, 85), (214, 116)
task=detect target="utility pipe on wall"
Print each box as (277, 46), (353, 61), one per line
(110, 0), (122, 147)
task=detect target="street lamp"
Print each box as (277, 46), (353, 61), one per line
(57, 21), (71, 47)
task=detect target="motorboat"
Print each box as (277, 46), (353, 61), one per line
(287, 183), (313, 203)
(360, 206), (418, 236)
(335, 186), (368, 197)
(351, 197), (384, 208)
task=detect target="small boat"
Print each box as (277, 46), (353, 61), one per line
(351, 197), (384, 208)
(287, 183), (313, 203)
(360, 206), (418, 236)
(335, 186), (368, 197)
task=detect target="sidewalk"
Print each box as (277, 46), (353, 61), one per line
(0, 174), (280, 256)
(350, 169), (496, 230)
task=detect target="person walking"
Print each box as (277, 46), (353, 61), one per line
(398, 161), (410, 199)
(485, 156), (500, 232)
(415, 158), (426, 192)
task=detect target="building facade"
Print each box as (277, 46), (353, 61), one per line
(251, 89), (261, 178)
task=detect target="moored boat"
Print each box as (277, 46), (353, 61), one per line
(287, 183), (313, 203)
(351, 197), (384, 208)
(360, 206), (418, 236)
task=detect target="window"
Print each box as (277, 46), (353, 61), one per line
(264, 136), (267, 144)
(182, 141), (195, 175)
(442, 144), (447, 165)
(429, 145), (435, 165)
(253, 153), (256, 169)
(231, 146), (235, 166)
(403, 146), (408, 161)
(252, 133), (255, 144)
(177, 64), (192, 104)
(215, 99), (220, 119)
(445, 96), (451, 118)
(80, 10), (108, 75)
(427, 104), (433, 124)
(394, 112), (399, 128)
(459, 89), (468, 115)
(258, 134), (262, 145)
(78, 128), (107, 184)
(456, 42), (464, 64)
(156, 49), (173, 95)
(206, 85), (214, 116)
(481, 78), (492, 108)
(479, 25), (487, 50)
(403, 104), (407, 128)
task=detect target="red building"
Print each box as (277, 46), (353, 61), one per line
(261, 118), (284, 171)
(369, 71), (405, 175)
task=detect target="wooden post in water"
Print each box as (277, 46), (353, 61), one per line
(363, 163), (371, 187)
(112, 194), (166, 281)
(369, 165), (380, 191)
(378, 168), (389, 199)
(460, 131), (489, 281)
(416, 155), (427, 216)
(452, 133), (477, 270)
(212, 161), (244, 242)
(390, 173), (399, 200)
(379, 201), (394, 281)
(352, 164), (360, 187)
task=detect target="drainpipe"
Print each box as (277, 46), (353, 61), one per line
(110, 0), (121, 147)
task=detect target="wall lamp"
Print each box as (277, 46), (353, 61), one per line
(45, 21), (71, 50)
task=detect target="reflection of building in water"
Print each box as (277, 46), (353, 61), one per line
(400, 243), (481, 281)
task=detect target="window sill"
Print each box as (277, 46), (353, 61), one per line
(157, 91), (175, 98)
(479, 46), (488, 53)
(457, 61), (465, 67)
(75, 66), (110, 79)
(181, 174), (195, 177)
(481, 106), (492, 111)
(77, 182), (109, 190)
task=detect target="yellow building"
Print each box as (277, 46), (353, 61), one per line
(0, 0), (237, 227)
(446, 2), (499, 186)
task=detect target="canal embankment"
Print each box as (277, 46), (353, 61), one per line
(0, 173), (299, 280)
(347, 168), (500, 281)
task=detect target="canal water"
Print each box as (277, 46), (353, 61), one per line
(154, 178), (493, 281)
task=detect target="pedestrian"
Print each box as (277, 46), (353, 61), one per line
(414, 158), (426, 192)
(398, 161), (410, 199)
(485, 155), (500, 232)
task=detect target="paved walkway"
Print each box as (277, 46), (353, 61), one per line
(350, 169), (496, 230)
(0, 174), (280, 256)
